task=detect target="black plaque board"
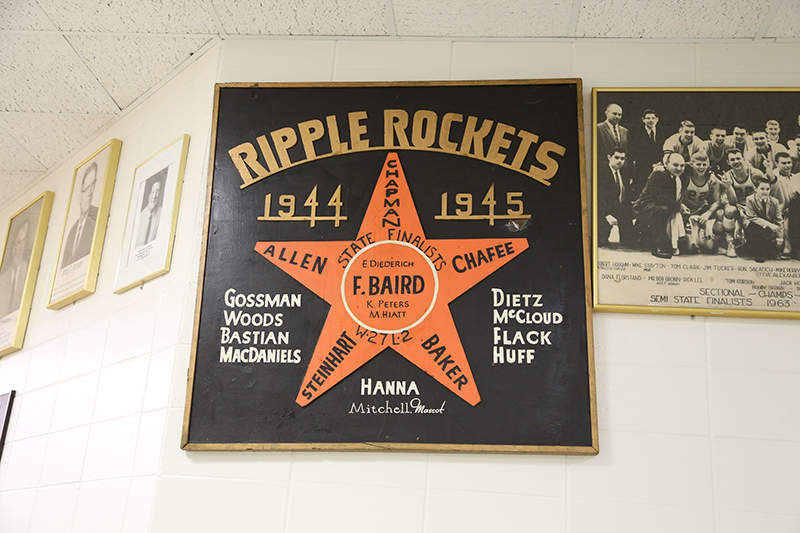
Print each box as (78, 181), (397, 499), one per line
(183, 81), (597, 453)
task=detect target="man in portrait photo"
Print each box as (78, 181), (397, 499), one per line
(0, 219), (32, 318)
(597, 103), (628, 158)
(61, 162), (99, 268)
(135, 169), (167, 248)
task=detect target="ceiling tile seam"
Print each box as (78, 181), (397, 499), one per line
(384, 0), (397, 38)
(59, 33), (121, 112)
(202, 0), (229, 37)
(568, 0), (582, 37)
(755, 0), (786, 40)
(216, 34), (800, 44)
(31, 0), (59, 31)
(0, 39), (222, 214)
(98, 36), (218, 126)
(0, 122), (47, 171)
(0, 30), (221, 38)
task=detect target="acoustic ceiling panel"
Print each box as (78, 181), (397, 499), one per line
(67, 34), (212, 109)
(212, 0), (388, 35)
(393, 0), (574, 37)
(576, 0), (772, 39)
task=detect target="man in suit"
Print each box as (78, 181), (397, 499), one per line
(628, 108), (664, 200)
(744, 175), (783, 262)
(633, 152), (686, 258)
(135, 179), (163, 248)
(0, 220), (31, 317)
(597, 148), (633, 248)
(61, 162), (98, 268)
(597, 103), (628, 158)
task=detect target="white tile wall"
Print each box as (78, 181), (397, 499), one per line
(567, 431), (714, 508)
(425, 489), (566, 532)
(39, 426), (90, 486)
(1, 38), (800, 533)
(286, 482), (425, 532)
(150, 477), (290, 532)
(72, 478), (130, 532)
(81, 415), (140, 481)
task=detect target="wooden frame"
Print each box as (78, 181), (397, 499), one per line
(114, 134), (190, 293)
(0, 192), (54, 356)
(183, 81), (597, 454)
(48, 139), (121, 309)
(0, 390), (14, 463)
(592, 88), (800, 319)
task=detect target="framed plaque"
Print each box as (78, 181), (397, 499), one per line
(0, 192), (54, 356)
(184, 81), (597, 453)
(593, 88), (800, 319)
(48, 139), (121, 309)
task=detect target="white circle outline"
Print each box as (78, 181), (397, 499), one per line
(340, 240), (439, 334)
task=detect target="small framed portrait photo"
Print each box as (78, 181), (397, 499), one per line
(114, 134), (190, 293)
(592, 88), (800, 319)
(48, 139), (122, 310)
(0, 192), (54, 356)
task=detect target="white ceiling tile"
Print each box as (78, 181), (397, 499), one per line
(0, 171), (45, 210)
(0, 123), (46, 171)
(67, 34), (211, 109)
(764, 0), (800, 39)
(0, 0), (54, 30)
(393, 0), (573, 37)
(212, 0), (387, 35)
(0, 34), (118, 114)
(0, 112), (114, 169)
(36, 0), (217, 33)
(576, 0), (770, 39)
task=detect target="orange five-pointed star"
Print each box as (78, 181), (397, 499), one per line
(255, 153), (528, 407)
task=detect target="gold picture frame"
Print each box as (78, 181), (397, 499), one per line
(0, 192), (54, 356)
(48, 139), (122, 310)
(592, 88), (800, 319)
(113, 134), (190, 293)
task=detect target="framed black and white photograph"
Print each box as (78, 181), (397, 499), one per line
(114, 134), (190, 294)
(592, 88), (800, 319)
(0, 192), (54, 356)
(48, 139), (122, 309)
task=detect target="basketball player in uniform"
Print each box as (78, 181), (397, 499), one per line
(718, 148), (767, 257)
(680, 152), (721, 253)
(705, 127), (730, 174)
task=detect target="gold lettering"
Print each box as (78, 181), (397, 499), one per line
(298, 119), (325, 159)
(439, 113), (462, 151)
(384, 109), (410, 148)
(228, 142), (267, 186)
(459, 116), (493, 157)
(511, 130), (539, 170)
(255, 135), (280, 173)
(349, 111), (369, 151)
(326, 115), (348, 154)
(529, 141), (566, 183)
(271, 127), (298, 167)
(411, 110), (438, 148)
(486, 122), (515, 164)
